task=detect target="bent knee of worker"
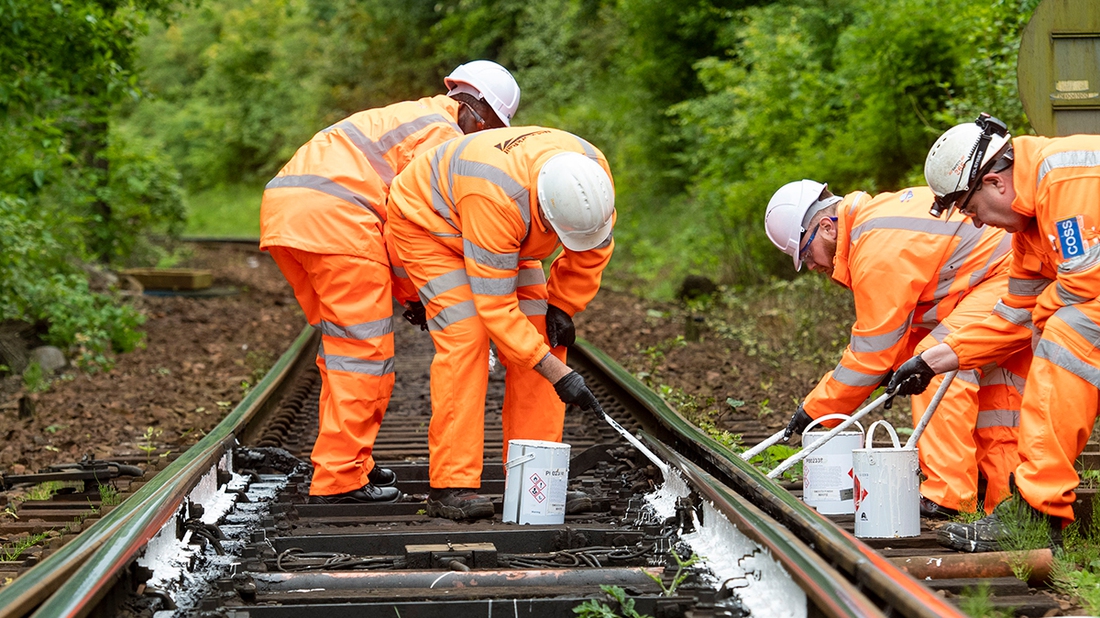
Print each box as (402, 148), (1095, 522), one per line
(1046, 305), (1100, 353)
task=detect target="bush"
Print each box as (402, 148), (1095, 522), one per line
(0, 194), (146, 371)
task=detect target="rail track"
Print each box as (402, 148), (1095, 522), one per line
(0, 284), (1084, 617)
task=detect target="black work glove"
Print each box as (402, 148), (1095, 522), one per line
(781, 404), (813, 442)
(546, 304), (576, 348)
(553, 371), (603, 413)
(879, 370), (896, 409)
(402, 301), (428, 331)
(886, 354), (937, 398)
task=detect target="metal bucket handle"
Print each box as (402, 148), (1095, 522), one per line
(802, 413), (865, 436)
(864, 419), (902, 449)
(504, 453), (537, 469)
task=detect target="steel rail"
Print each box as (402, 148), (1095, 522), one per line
(571, 338), (966, 618)
(647, 438), (885, 618)
(0, 325), (318, 618)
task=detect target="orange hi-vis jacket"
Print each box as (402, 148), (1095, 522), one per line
(941, 134), (1100, 520)
(803, 187), (1013, 418)
(388, 127), (615, 370)
(260, 95), (462, 260)
(945, 134), (1100, 366)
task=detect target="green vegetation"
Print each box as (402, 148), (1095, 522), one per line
(23, 481), (65, 502)
(1052, 498), (1100, 613)
(99, 484), (122, 507)
(185, 183), (264, 237)
(0, 531), (50, 562)
(573, 585), (652, 618)
(958, 582), (1014, 618)
(3, 0), (1040, 372)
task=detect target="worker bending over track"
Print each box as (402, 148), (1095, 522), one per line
(892, 114), (1100, 551)
(387, 127), (615, 520)
(765, 179), (1029, 517)
(259, 61), (520, 504)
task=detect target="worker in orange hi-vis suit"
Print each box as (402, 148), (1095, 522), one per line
(259, 61), (521, 504)
(387, 127), (615, 520)
(765, 181), (1029, 517)
(892, 114), (1100, 552)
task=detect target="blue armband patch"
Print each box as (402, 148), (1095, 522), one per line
(1057, 216), (1085, 260)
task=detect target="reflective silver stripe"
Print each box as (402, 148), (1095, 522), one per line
(976, 409), (1020, 429)
(1035, 338), (1100, 387)
(450, 158), (532, 235)
(831, 365), (888, 387)
(979, 367), (1026, 394)
(1057, 305), (1100, 342)
(429, 147), (459, 230)
(572, 135), (600, 161)
(850, 313), (912, 353)
(1057, 282), (1091, 306)
(849, 216), (962, 244)
(320, 353), (395, 376)
(1059, 241), (1100, 274)
(592, 232), (613, 250)
(519, 299), (548, 316)
(446, 134), (479, 207)
(992, 300), (1033, 326)
(325, 122), (395, 184)
(393, 266), (409, 279)
(325, 114), (459, 185)
(464, 238), (519, 270)
(469, 275), (517, 296)
(428, 300), (478, 331)
(517, 267), (547, 287)
(265, 175), (383, 221)
(418, 269), (468, 303)
(927, 323), (951, 344)
(954, 369), (980, 385)
(1008, 277), (1052, 297)
(318, 317), (393, 341)
(935, 224), (986, 300)
(1037, 150), (1100, 186)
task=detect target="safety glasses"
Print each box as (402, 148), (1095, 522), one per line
(798, 217), (837, 265)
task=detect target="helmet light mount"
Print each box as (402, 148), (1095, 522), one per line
(929, 113), (1009, 219)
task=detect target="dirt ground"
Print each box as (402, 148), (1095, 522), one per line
(0, 243), (815, 477)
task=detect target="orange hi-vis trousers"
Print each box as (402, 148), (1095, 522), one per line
(388, 214), (567, 489)
(1015, 302), (1100, 521)
(267, 246), (395, 496)
(913, 270), (1026, 513)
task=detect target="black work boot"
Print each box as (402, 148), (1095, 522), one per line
(427, 488), (495, 520)
(565, 490), (593, 514)
(309, 483), (401, 504)
(937, 496), (1062, 553)
(919, 496), (958, 520)
(367, 465), (397, 487)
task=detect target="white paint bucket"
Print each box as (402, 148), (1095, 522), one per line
(852, 420), (921, 538)
(801, 414), (864, 515)
(502, 439), (571, 525)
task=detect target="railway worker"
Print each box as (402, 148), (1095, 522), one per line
(890, 114), (1100, 551)
(387, 127), (615, 520)
(259, 61), (521, 504)
(765, 178), (1029, 518)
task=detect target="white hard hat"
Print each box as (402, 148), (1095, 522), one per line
(445, 60), (521, 127)
(924, 114), (1010, 219)
(537, 152), (615, 252)
(764, 179), (839, 271)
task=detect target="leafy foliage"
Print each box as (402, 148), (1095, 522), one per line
(573, 585), (652, 618)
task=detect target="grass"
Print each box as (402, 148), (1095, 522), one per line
(0, 532), (50, 562)
(1052, 497), (1100, 613)
(958, 582), (1014, 618)
(184, 182), (264, 238)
